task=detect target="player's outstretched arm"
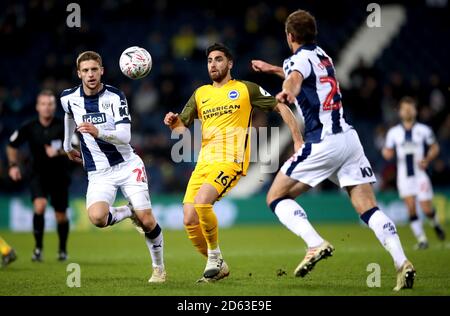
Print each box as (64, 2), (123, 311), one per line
(251, 60), (285, 79)
(164, 112), (187, 133)
(276, 71), (303, 105)
(275, 103), (304, 152)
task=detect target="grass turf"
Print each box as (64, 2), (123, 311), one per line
(1, 223), (449, 296)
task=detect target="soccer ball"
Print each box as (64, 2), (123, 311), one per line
(119, 46), (152, 79)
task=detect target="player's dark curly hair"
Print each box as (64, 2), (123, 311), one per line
(206, 43), (233, 61)
(285, 10), (317, 44)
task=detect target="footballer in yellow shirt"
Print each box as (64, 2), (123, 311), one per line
(164, 43), (302, 282)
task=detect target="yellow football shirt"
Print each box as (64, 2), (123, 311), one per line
(179, 79), (277, 175)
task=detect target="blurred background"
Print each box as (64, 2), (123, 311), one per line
(0, 0), (448, 230)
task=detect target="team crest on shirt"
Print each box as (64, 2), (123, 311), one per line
(102, 101), (111, 110)
(228, 90), (239, 100)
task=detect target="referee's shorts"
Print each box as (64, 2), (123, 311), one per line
(30, 173), (70, 212)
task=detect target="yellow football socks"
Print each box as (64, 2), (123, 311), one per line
(0, 237), (12, 256)
(185, 224), (208, 257)
(194, 204), (219, 250)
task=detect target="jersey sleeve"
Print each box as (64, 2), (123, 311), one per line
(179, 91), (198, 127)
(242, 81), (277, 112)
(424, 126), (436, 145)
(8, 122), (29, 148)
(385, 129), (395, 149)
(113, 91), (131, 125)
(289, 53), (312, 79)
(60, 94), (70, 114)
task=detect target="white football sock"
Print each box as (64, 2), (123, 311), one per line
(362, 208), (407, 270)
(107, 205), (132, 226)
(410, 218), (427, 243)
(273, 198), (324, 248)
(145, 224), (164, 268)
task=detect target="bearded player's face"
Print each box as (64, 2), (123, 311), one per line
(207, 51), (232, 82)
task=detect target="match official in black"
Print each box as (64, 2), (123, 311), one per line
(6, 90), (71, 262)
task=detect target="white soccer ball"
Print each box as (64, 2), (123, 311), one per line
(119, 46), (152, 79)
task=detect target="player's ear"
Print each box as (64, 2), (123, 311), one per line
(228, 59), (233, 70)
(77, 70), (81, 79)
(100, 66), (104, 76)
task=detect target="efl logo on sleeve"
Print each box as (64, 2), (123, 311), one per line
(82, 112), (107, 124)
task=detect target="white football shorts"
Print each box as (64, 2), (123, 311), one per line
(280, 129), (377, 187)
(397, 171), (433, 201)
(86, 154), (152, 210)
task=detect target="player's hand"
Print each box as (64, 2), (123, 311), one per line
(251, 60), (272, 73)
(419, 159), (429, 170)
(8, 166), (21, 181)
(77, 122), (99, 138)
(164, 112), (179, 126)
(276, 89), (296, 104)
(45, 144), (58, 158)
(66, 149), (83, 164)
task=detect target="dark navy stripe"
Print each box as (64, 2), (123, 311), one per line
(331, 109), (342, 134)
(84, 94), (124, 167)
(115, 118), (131, 125)
(77, 132), (96, 171)
(360, 207), (379, 225)
(269, 195), (291, 213)
(406, 154), (415, 176)
(405, 129), (412, 141)
(286, 143), (312, 176)
(297, 61), (323, 143)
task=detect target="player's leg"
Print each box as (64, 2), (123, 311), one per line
(183, 169), (208, 258)
(0, 236), (17, 267)
(193, 163), (240, 281)
(346, 183), (415, 290)
(86, 178), (128, 227)
(32, 198), (47, 262)
(419, 199), (446, 241)
(30, 175), (47, 261)
(183, 202), (207, 258)
(339, 129), (414, 290)
(268, 141), (337, 277)
(417, 177), (446, 241)
(121, 156), (165, 282)
(267, 172), (333, 277)
(50, 180), (70, 260)
(403, 196), (428, 249)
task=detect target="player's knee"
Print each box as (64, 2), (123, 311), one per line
(135, 210), (156, 230)
(183, 204), (199, 226)
(88, 210), (108, 228)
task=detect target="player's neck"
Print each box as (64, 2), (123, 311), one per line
(212, 75), (232, 88)
(291, 42), (301, 53)
(402, 120), (415, 130)
(83, 83), (104, 96)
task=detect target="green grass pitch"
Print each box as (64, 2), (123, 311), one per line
(1, 223), (449, 296)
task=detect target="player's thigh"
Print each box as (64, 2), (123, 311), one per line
(200, 163), (242, 203)
(86, 170), (118, 209)
(267, 171), (310, 205)
(345, 183), (378, 215)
